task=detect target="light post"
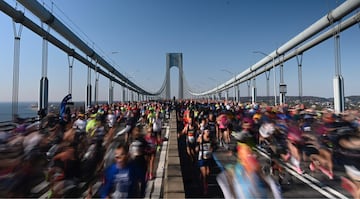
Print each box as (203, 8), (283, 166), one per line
(246, 80), (251, 102)
(253, 51), (277, 106)
(237, 84), (241, 103)
(208, 77), (219, 100)
(221, 69), (237, 102)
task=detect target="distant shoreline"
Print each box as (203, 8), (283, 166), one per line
(3, 95), (358, 103)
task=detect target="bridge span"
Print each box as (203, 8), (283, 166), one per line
(1, 0), (360, 198)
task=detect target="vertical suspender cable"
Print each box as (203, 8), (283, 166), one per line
(265, 70), (270, 104)
(11, 4), (23, 120)
(333, 20), (345, 113)
(247, 80), (251, 102)
(279, 54), (285, 105)
(68, 53), (74, 96)
(94, 59), (99, 104)
(296, 53), (303, 103)
(86, 57), (92, 110)
(39, 1), (52, 117)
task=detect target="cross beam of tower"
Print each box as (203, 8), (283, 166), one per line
(165, 53), (183, 99)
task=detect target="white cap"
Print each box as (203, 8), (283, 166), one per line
(259, 123), (275, 138)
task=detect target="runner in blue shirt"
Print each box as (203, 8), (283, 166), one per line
(100, 143), (133, 199)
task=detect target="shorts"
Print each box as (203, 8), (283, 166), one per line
(186, 140), (196, 149)
(219, 128), (227, 133)
(198, 159), (211, 167)
(187, 136), (196, 144)
(209, 131), (216, 139)
(154, 130), (162, 137)
(146, 149), (156, 155)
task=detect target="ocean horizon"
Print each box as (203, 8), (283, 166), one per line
(0, 101), (86, 122)
(0, 102), (39, 122)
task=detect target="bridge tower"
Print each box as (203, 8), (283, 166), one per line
(165, 53), (183, 99)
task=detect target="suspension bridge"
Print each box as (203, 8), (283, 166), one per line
(1, 0), (360, 198)
(0, 0), (359, 118)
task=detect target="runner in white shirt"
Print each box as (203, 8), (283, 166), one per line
(72, 113), (87, 131)
(152, 112), (163, 151)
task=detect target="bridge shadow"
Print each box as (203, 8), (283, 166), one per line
(177, 121), (224, 198)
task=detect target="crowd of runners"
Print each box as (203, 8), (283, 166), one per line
(175, 100), (360, 198)
(0, 100), (171, 198)
(1, 99), (360, 198)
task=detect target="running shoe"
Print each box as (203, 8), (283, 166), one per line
(309, 162), (316, 171)
(295, 166), (304, 174)
(341, 176), (357, 198)
(149, 173), (155, 180)
(318, 166), (333, 179)
(283, 153), (291, 162)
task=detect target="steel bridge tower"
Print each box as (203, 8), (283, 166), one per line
(165, 53), (183, 99)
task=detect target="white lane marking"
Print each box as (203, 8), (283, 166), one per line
(253, 146), (347, 199)
(145, 180), (154, 199)
(31, 180), (49, 194)
(39, 190), (49, 199)
(302, 172), (349, 199)
(145, 125), (169, 199)
(284, 164), (336, 199)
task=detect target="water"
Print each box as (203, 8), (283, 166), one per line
(0, 101), (87, 122)
(0, 102), (38, 122)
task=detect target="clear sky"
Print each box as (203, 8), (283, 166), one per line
(1, 0), (360, 102)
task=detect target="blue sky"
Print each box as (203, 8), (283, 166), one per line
(1, 0), (360, 102)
